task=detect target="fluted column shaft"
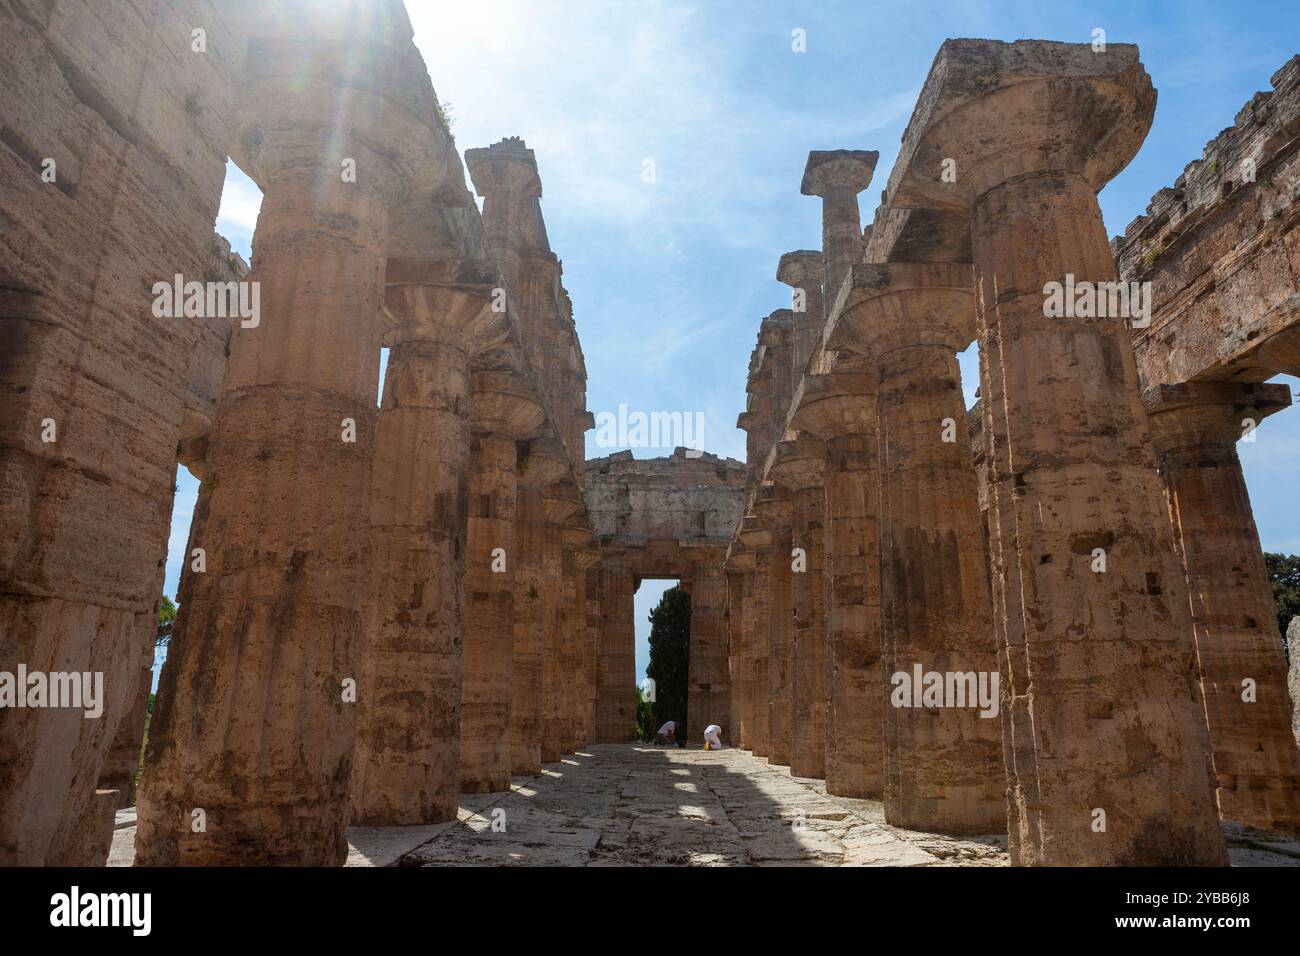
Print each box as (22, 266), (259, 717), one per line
(540, 520), (565, 762)
(823, 432), (883, 797)
(876, 342), (1003, 833)
(686, 557), (730, 743)
(1149, 386), (1300, 832)
(748, 553), (772, 757)
(510, 482), (546, 772)
(973, 170), (1224, 865)
(791, 485), (827, 779)
(137, 167), (391, 865)
(461, 431), (518, 792)
(352, 338), (469, 823)
(596, 555), (637, 742)
(763, 499), (794, 766)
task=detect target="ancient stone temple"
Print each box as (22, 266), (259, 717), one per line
(3, 1), (1299, 870)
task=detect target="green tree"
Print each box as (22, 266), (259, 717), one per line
(1265, 552), (1300, 657)
(156, 594), (177, 646)
(634, 685), (656, 743)
(646, 585), (691, 737)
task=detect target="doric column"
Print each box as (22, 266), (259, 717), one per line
(791, 372), (882, 797)
(541, 479), (583, 761)
(596, 551), (637, 742)
(829, 261), (1005, 834)
(560, 524), (597, 754)
(754, 483), (794, 766)
(771, 439), (827, 780)
(350, 324), (474, 823)
(891, 40), (1224, 864)
(1147, 382), (1300, 832)
(136, 16), (450, 865)
(683, 548), (730, 744)
(737, 517), (772, 757)
(510, 436), (567, 772)
(460, 371), (545, 793)
(724, 560), (750, 747)
(579, 551), (603, 747)
(350, 181), (509, 822)
(777, 251), (827, 379)
(801, 150), (879, 307)
(465, 139), (542, 294)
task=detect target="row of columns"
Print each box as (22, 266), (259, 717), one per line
(724, 40), (1299, 864)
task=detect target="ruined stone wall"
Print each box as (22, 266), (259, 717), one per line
(0, 0), (247, 865)
(1116, 56), (1300, 387)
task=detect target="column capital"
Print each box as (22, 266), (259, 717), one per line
(753, 481), (793, 525)
(768, 438), (825, 490)
(543, 482), (584, 523)
(737, 514), (771, 551)
(801, 150), (879, 197)
(888, 39), (1154, 214)
(826, 261), (975, 358)
(465, 137), (543, 199)
(776, 250), (824, 289)
(789, 372), (875, 438)
(518, 432), (570, 489)
(1144, 381), (1292, 449)
(470, 369), (547, 440)
(235, 34), (454, 202)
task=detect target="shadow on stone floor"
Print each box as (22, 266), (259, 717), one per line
(397, 743), (1006, 867)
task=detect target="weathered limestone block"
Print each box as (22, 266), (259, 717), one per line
(0, 0), (241, 865)
(829, 262), (1005, 834)
(791, 372), (883, 797)
(136, 7), (453, 866)
(1116, 55), (1300, 388)
(889, 38), (1225, 864)
(802, 150), (879, 305)
(1147, 381), (1300, 832)
(771, 440), (827, 780)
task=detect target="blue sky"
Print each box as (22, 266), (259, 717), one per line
(165, 0), (1300, 687)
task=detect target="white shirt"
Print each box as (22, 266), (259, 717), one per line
(657, 721), (676, 736)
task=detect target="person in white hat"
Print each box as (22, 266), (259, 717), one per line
(703, 724), (724, 750)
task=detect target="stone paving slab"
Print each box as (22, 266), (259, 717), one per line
(105, 745), (1300, 867)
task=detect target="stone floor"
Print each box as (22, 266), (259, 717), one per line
(108, 744), (1300, 866)
(400, 744), (1008, 867)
